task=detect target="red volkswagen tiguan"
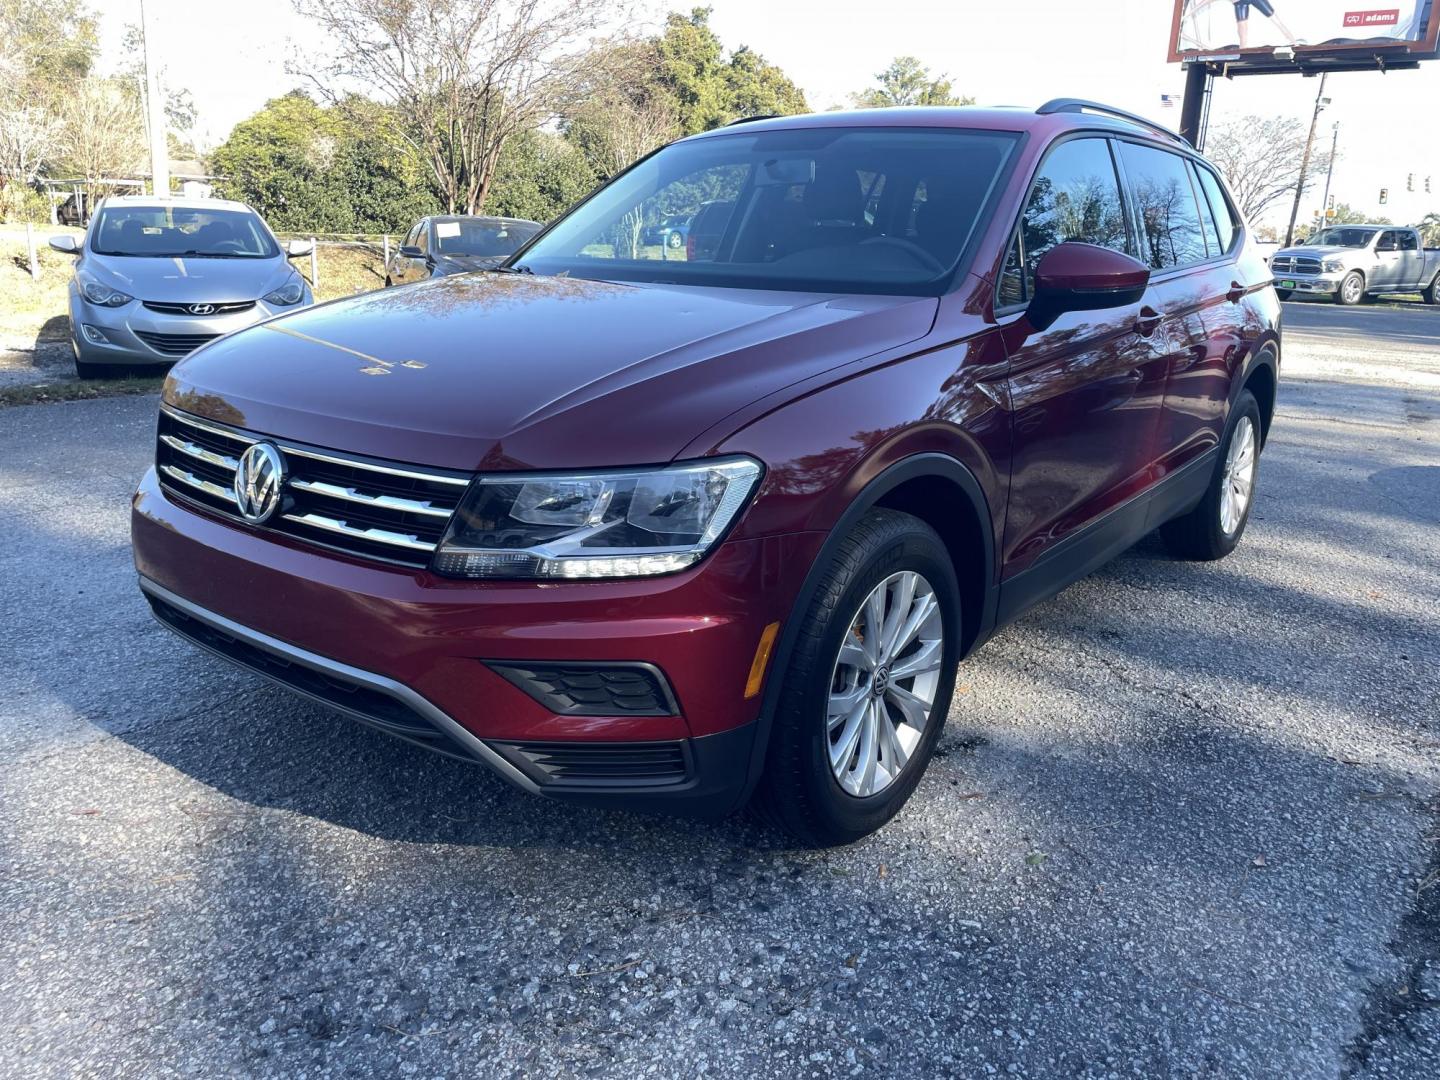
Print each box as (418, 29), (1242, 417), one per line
(133, 101), (1279, 845)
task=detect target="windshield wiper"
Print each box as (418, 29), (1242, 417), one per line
(490, 263), (534, 275)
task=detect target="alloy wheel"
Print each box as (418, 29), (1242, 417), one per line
(827, 571), (945, 798)
(1219, 415), (1257, 535)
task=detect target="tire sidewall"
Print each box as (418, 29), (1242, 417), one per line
(1338, 272), (1364, 305)
(1205, 390), (1263, 556)
(790, 524), (962, 842)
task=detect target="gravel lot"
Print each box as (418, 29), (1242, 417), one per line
(1, 307), (1437, 1078)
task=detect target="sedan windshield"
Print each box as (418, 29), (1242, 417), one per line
(1306, 228), (1378, 248)
(91, 205), (278, 258)
(516, 127), (1019, 295)
(434, 219), (540, 257)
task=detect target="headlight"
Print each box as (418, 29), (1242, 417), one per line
(1322, 258), (1345, 273)
(432, 457), (763, 580)
(262, 279), (305, 305)
(80, 279), (133, 307)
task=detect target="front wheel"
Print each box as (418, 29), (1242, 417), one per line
(1337, 271), (1365, 305)
(752, 509), (961, 846)
(1160, 389), (1262, 561)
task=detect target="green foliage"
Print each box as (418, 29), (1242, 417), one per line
(1, 0), (99, 98)
(487, 130), (597, 223)
(1419, 212), (1440, 247)
(654, 8), (807, 135)
(210, 93), (434, 233)
(851, 56), (973, 109)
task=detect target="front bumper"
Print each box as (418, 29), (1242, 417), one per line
(132, 467), (820, 814)
(1270, 271), (1343, 295)
(70, 293), (309, 365)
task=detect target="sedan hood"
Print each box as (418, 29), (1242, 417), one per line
(165, 273), (938, 471)
(89, 252), (299, 303)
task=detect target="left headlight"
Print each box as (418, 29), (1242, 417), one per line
(1322, 258), (1345, 273)
(262, 279), (305, 305)
(80, 279), (133, 307)
(431, 457), (763, 580)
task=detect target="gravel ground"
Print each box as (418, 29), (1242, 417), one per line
(0, 311), (1437, 1078)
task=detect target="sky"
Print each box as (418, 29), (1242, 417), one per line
(101, 0), (1440, 231)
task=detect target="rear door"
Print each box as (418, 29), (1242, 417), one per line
(1114, 140), (1238, 479)
(1396, 229), (1424, 287)
(996, 135), (1171, 579)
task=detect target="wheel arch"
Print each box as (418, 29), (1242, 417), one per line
(732, 452), (999, 810)
(1241, 344), (1279, 445)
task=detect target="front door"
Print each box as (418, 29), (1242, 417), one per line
(996, 136), (1171, 582)
(1371, 230), (1404, 289)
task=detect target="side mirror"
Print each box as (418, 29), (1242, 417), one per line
(1027, 243), (1150, 332)
(48, 235), (80, 255)
(285, 238), (314, 258)
(398, 245), (425, 259)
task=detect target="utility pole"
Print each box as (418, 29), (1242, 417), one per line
(140, 0), (169, 198)
(1319, 122), (1339, 227)
(1284, 73), (1328, 248)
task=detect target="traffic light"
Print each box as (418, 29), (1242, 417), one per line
(1380, 187), (1388, 204)
(1407, 173), (1414, 192)
(1428, 177), (1433, 194)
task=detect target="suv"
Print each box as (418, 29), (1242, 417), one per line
(132, 101), (1280, 845)
(1270, 225), (1440, 305)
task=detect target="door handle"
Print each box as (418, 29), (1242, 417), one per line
(1134, 305), (1162, 337)
(1226, 281), (1246, 303)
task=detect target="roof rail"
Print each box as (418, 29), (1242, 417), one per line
(725, 114), (781, 126)
(1035, 98), (1188, 148)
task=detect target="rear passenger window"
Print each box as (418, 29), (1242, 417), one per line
(1193, 164), (1237, 255)
(1117, 142), (1209, 270)
(1400, 231), (1419, 251)
(999, 137), (1128, 306)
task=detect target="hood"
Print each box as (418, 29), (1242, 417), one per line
(164, 272), (938, 471)
(86, 252), (300, 304)
(1275, 245), (1350, 261)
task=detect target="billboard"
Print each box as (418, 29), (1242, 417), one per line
(1170, 0), (1440, 62)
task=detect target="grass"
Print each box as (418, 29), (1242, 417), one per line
(0, 375), (166, 407)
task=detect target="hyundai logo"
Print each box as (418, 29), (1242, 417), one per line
(233, 442), (285, 523)
(188, 303), (216, 315)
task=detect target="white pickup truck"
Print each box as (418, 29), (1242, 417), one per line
(1270, 225), (1440, 306)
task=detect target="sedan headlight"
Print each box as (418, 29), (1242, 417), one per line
(432, 457), (763, 580)
(80, 279), (133, 307)
(262, 279), (305, 305)
(1322, 258), (1345, 273)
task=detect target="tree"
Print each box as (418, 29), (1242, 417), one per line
(487, 128), (595, 222)
(54, 77), (146, 190)
(653, 8), (806, 135)
(292, 0), (615, 215)
(1419, 212), (1440, 247)
(0, 0), (98, 185)
(210, 92), (434, 233)
(851, 56), (973, 109)
(1205, 115), (1332, 222)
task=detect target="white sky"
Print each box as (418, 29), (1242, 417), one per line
(103, 0), (1440, 230)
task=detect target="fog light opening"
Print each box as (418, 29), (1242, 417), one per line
(744, 621), (781, 700)
(81, 324), (109, 344)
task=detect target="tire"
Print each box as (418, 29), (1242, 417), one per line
(667, 231), (684, 249)
(1274, 289), (1293, 301)
(1336, 271), (1365, 305)
(384, 276), (393, 287)
(74, 357), (111, 380)
(1160, 389), (1262, 561)
(1424, 273), (1440, 305)
(751, 509), (962, 846)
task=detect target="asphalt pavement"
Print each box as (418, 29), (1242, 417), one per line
(1, 307), (1437, 1078)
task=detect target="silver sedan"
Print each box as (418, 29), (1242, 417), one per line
(50, 195), (314, 378)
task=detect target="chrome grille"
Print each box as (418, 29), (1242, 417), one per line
(1270, 255), (1322, 275)
(154, 405), (470, 567)
(143, 301), (256, 316)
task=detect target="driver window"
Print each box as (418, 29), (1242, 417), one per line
(999, 137), (1127, 307)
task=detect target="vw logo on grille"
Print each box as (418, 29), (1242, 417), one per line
(233, 442), (285, 523)
(188, 303), (216, 315)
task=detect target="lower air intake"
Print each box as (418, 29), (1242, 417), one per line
(490, 740), (692, 788)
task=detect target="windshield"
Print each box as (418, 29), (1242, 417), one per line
(1306, 228), (1378, 248)
(516, 127), (1019, 295)
(434, 218), (540, 257)
(91, 205), (278, 258)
